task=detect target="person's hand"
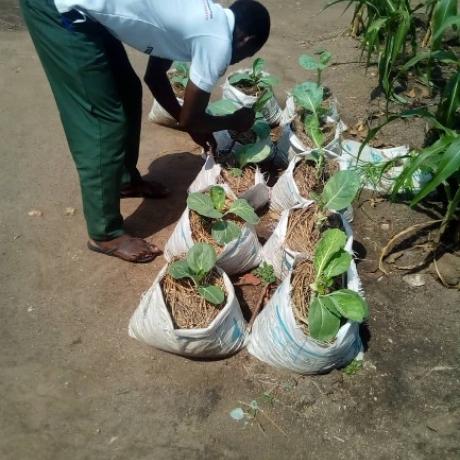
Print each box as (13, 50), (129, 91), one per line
(189, 131), (217, 156)
(230, 107), (255, 132)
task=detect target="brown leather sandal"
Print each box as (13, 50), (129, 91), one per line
(87, 238), (162, 263)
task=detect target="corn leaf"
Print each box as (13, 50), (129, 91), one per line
(410, 137), (460, 205)
(436, 71), (460, 129)
(432, 0), (458, 49)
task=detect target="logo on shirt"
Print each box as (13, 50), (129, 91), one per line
(144, 46), (154, 54)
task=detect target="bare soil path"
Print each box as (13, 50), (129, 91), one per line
(1, 1), (458, 459)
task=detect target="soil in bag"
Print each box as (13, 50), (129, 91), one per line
(220, 167), (256, 196)
(285, 204), (342, 254)
(291, 110), (336, 150)
(293, 159), (339, 198)
(189, 208), (245, 254)
(161, 269), (226, 329)
(231, 272), (280, 322)
(255, 204), (281, 243)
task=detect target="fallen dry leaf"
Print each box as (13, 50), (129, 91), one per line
(236, 273), (261, 286)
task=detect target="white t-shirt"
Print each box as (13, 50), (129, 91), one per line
(54, 0), (235, 93)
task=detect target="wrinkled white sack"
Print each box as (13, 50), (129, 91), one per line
(189, 155), (270, 211)
(274, 96), (345, 167)
(270, 152), (354, 222)
(148, 97), (182, 128)
(129, 265), (247, 358)
(164, 202), (262, 275)
(338, 139), (431, 193)
(222, 70), (282, 126)
(262, 204), (353, 279)
(248, 237), (363, 374)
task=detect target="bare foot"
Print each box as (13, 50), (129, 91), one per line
(88, 235), (162, 263)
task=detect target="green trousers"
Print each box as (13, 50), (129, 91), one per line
(20, 0), (143, 240)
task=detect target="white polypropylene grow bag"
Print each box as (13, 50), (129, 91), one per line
(275, 96), (345, 167)
(148, 97), (183, 128)
(222, 70), (282, 126)
(270, 152), (354, 222)
(338, 139), (431, 193)
(248, 238), (363, 374)
(129, 265), (247, 358)
(262, 204), (354, 279)
(164, 206), (262, 276)
(189, 155), (270, 211)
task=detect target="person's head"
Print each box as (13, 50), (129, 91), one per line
(230, 0), (270, 64)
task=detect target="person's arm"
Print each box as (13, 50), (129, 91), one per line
(144, 57), (254, 133)
(144, 56), (181, 122)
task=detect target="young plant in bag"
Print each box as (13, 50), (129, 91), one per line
(310, 169), (361, 221)
(307, 228), (369, 342)
(228, 57), (279, 95)
(187, 186), (259, 246)
(168, 243), (225, 305)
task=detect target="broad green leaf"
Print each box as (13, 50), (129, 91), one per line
(410, 137), (460, 205)
(206, 99), (238, 116)
(253, 88), (273, 113)
(198, 285), (225, 305)
(321, 170), (361, 211)
(326, 289), (369, 322)
(252, 57), (265, 76)
(299, 54), (321, 71)
(187, 192), (223, 219)
(226, 199), (260, 225)
(210, 186), (226, 212)
(309, 296), (341, 341)
(168, 260), (195, 281)
(258, 75), (279, 87)
(187, 243), (216, 275)
(228, 72), (252, 85)
(319, 51), (332, 66)
(292, 82), (323, 114)
(251, 118), (271, 139)
(314, 228), (347, 278)
(323, 249), (352, 279)
(211, 220), (241, 245)
(236, 139), (272, 168)
(304, 114), (324, 148)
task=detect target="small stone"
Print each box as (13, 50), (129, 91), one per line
(65, 207), (76, 216)
(430, 253), (460, 287)
(381, 222), (390, 231)
(28, 209), (43, 217)
(403, 274), (426, 287)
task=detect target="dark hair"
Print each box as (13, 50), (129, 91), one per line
(230, 0), (270, 49)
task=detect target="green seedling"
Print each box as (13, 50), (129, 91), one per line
(309, 169), (361, 220)
(252, 262), (276, 285)
(187, 185), (259, 246)
(168, 243), (225, 305)
(343, 359), (364, 375)
(292, 82), (329, 150)
(298, 51), (332, 86)
(206, 98), (272, 177)
(228, 57), (279, 92)
(307, 228), (369, 342)
(170, 61), (189, 89)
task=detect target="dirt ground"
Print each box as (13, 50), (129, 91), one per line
(1, 1), (459, 459)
